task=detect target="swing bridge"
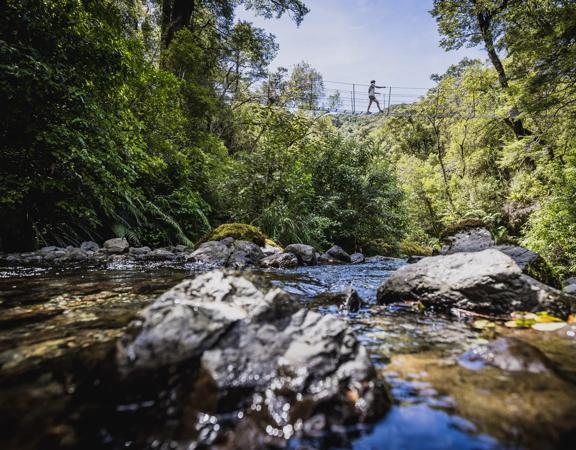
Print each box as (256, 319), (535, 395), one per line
(241, 79), (497, 120)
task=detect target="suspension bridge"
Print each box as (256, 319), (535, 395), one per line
(237, 79), (498, 119)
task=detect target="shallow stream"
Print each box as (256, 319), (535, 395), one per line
(1, 260), (575, 449)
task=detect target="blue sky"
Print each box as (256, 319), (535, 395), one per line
(236, 0), (485, 90)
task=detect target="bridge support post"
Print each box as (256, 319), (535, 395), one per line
(352, 84), (356, 114)
(387, 86), (392, 115)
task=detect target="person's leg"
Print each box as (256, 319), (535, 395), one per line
(367, 98), (373, 113)
(375, 98), (383, 112)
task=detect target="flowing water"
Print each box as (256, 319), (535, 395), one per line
(1, 260), (575, 449)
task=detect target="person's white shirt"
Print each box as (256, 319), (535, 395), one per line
(368, 84), (376, 96)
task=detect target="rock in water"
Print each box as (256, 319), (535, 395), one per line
(377, 249), (574, 317)
(350, 252), (365, 264)
(117, 271), (389, 438)
(258, 252), (299, 268)
(459, 338), (555, 374)
(189, 240), (264, 268)
(326, 245), (352, 263)
(284, 244), (318, 266)
(441, 227), (494, 254)
(80, 241), (100, 252)
(440, 226), (559, 287)
(189, 241), (231, 266)
(103, 237), (129, 254)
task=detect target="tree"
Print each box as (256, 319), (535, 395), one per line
(287, 61), (324, 110)
(161, 0), (308, 48)
(430, 0), (531, 138)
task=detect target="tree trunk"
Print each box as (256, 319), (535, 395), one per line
(476, 10), (532, 139)
(162, 0), (195, 49)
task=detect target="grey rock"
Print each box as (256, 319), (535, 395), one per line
(495, 245), (539, 271)
(258, 252), (299, 269)
(63, 247), (88, 261)
(564, 277), (576, 287)
(80, 241), (100, 252)
(38, 246), (60, 255)
(145, 248), (176, 261)
(314, 289), (363, 313)
(564, 284), (576, 296)
(318, 253), (342, 265)
(459, 337), (555, 374)
(284, 244), (317, 266)
(228, 240), (265, 269)
(173, 245), (189, 253)
(441, 227), (494, 255)
(350, 252), (365, 264)
(377, 249), (573, 317)
(326, 245), (352, 263)
(406, 255), (425, 264)
(221, 236), (235, 246)
(117, 271), (389, 432)
(189, 241), (231, 267)
(129, 246), (151, 256)
(103, 237), (129, 254)
(262, 244), (281, 257)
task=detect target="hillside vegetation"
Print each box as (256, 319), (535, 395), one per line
(1, 0), (575, 277)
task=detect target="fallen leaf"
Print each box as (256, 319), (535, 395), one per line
(472, 319), (495, 330)
(532, 322), (568, 332)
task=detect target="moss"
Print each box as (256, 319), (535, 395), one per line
(202, 223), (267, 247)
(440, 219), (488, 240)
(362, 239), (399, 257)
(525, 257), (562, 289)
(265, 238), (283, 250)
(399, 241), (433, 257)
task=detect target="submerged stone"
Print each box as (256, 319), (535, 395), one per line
(459, 337), (555, 374)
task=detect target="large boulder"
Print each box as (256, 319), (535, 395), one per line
(325, 245), (352, 263)
(117, 271), (389, 441)
(495, 245), (560, 288)
(258, 252), (299, 269)
(189, 241), (232, 266)
(189, 239), (265, 268)
(203, 223), (267, 247)
(226, 240), (265, 269)
(440, 227), (494, 254)
(284, 244), (318, 266)
(441, 226), (560, 288)
(377, 249), (574, 318)
(103, 237), (129, 254)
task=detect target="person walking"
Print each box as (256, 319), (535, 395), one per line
(367, 80), (385, 113)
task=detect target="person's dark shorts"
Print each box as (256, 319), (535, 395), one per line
(369, 95), (376, 100)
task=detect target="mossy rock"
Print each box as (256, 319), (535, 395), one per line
(265, 238), (283, 251)
(440, 219), (488, 240)
(362, 239), (399, 257)
(203, 223), (267, 247)
(399, 241), (433, 257)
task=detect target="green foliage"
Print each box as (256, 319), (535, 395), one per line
(218, 104), (406, 250)
(203, 223), (267, 246)
(399, 241), (434, 257)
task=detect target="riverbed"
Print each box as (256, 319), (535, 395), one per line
(1, 260), (575, 449)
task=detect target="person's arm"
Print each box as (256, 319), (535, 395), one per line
(376, 85), (386, 88)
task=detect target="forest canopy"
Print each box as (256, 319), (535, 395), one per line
(1, 0), (575, 277)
